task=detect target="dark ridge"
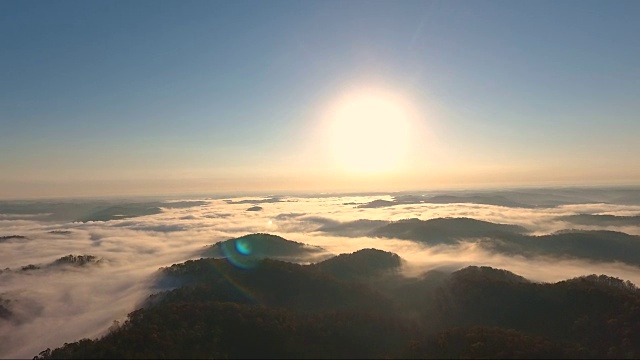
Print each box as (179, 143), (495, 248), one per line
(0, 201), (113, 222)
(423, 195), (535, 208)
(557, 214), (640, 227)
(451, 266), (530, 284)
(0, 235), (27, 242)
(369, 217), (528, 244)
(357, 199), (395, 208)
(558, 274), (638, 292)
(246, 206), (263, 211)
(76, 205), (163, 222)
(369, 217), (640, 266)
(48, 230), (72, 235)
(0, 255), (100, 274)
(273, 212), (306, 220)
(52, 255), (100, 266)
(20, 264), (40, 271)
(313, 248), (402, 281)
(313, 218), (390, 237)
(356, 194), (535, 209)
(159, 201), (208, 209)
(225, 197), (283, 204)
(0, 200), (206, 222)
(514, 230), (640, 265)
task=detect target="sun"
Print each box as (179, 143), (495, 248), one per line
(328, 90), (413, 174)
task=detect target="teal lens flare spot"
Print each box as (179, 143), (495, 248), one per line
(220, 236), (261, 269)
(235, 239), (252, 255)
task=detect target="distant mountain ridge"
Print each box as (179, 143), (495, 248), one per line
(0, 200), (207, 222)
(361, 217), (640, 266)
(0, 235), (27, 243)
(557, 213), (640, 226)
(0, 254), (101, 274)
(357, 194), (537, 208)
(369, 217), (529, 244)
(77, 201), (207, 222)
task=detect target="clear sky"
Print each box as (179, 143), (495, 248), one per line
(1, 0), (639, 199)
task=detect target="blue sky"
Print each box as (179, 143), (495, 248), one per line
(1, 0), (639, 198)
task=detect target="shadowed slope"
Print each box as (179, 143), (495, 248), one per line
(158, 257), (393, 313)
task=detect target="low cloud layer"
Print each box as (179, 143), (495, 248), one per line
(1, 189), (640, 357)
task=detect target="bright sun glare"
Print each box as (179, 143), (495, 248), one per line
(329, 90), (412, 174)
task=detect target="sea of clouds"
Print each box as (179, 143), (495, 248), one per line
(2, 190), (640, 358)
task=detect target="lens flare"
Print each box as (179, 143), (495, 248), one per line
(221, 236), (261, 269)
(235, 238), (252, 255)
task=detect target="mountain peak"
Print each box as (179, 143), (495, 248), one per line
(203, 233), (329, 268)
(314, 248), (403, 281)
(452, 266), (529, 284)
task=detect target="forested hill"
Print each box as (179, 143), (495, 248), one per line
(201, 233), (330, 265)
(35, 240), (640, 359)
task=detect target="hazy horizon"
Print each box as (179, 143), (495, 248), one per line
(2, 182), (640, 202)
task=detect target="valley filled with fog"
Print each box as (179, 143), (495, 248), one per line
(2, 187), (640, 358)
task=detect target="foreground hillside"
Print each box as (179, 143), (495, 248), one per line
(35, 234), (640, 359)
